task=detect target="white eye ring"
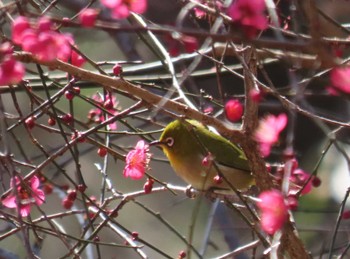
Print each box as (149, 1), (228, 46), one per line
(165, 137), (174, 147)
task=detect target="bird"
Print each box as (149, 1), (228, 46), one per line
(150, 119), (254, 193)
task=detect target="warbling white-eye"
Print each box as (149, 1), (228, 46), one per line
(150, 120), (254, 192)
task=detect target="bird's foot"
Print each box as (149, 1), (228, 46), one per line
(185, 185), (197, 198)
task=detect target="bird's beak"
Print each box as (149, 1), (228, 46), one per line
(149, 140), (164, 147)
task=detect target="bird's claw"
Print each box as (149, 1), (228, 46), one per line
(185, 185), (197, 198)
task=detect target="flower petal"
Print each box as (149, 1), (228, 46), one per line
(2, 195), (17, 208)
(257, 190), (288, 234)
(34, 189), (45, 206)
(31, 176), (40, 189)
(19, 205), (31, 217)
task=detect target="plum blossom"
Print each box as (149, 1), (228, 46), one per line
(100, 0), (147, 19)
(167, 35), (198, 57)
(123, 140), (151, 180)
(70, 49), (86, 68)
(11, 16), (73, 62)
(193, 0), (223, 20)
(193, 0), (206, 19)
(12, 16), (31, 45)
(275, 165), (318, 197)
(289, 168), (314, 195)
(79, 8), (99, 27)
(2, 176), (45, 217)
(0, 42), (25, 86)
(0, 56), (25, 86)
(88, 93), (119, 130)
(257, 190), (288, 235)
(329, 67), (350, 94)
(254, 113), (287, 157)
(227, 0), (268, 38)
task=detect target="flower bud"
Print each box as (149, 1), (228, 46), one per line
(224, 99), (243, 122)
(25, 116), (35, 129)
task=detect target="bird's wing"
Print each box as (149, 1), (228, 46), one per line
(190, 122), (251, 172)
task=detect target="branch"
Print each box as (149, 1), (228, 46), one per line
(15, 52), (245, 143)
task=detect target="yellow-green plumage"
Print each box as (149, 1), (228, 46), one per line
(156, 120), (254, 192)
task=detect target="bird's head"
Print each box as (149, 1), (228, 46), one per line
(150, 119), (206, 159)
(150, 120), (184, 152)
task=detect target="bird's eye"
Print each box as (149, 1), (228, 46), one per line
(165, 137), (174, 147)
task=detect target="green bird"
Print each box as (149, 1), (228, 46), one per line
(150, 120), (254, 192)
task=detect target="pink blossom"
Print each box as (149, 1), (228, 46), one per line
(254, 113), (287, 157)
(123, 140), (151, 180)
(22, 31), (64, 61)
(330, 67), (350, 94)
(38, 16), (53, 31)
(56, 33), (74, 61)
(2, 176), (45, 217)
(0, 42), (25, 86)
(11, 16), (31, 45)
(88, 93), (119, 130)
(257, 190), (288, 235)
(193, 0), (223, 19)
(101, 0), (147, 19)
(193, 0), (206, 19)
(79, 8), (99, 27)
(0, 42), (13, 55)
(167, 35), (199, 57)
(11, 16), (72, 62)
(0, 56), (25, 86)
(289, 168), (313, 195)
(71, 50), (86, 67)
(227, 0), (268, 38)
(101, 0), (122, 8)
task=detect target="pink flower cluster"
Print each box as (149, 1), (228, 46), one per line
(257, 190), (288, 235)
(254, 113), (288, 157)
(100, 0), (147, 19)
(0, 42), (25, 86)
(289, 168), (314, 195)
(258, 169), (318, 235)
(123, 140), (151, 180)
(272, 161), (321, 210)
(275, 158), (321, 196)
(12, 16), (73, 62)
(329, 67), (350, 94)
(2, 176), (45, 217)
(88, 93), (119, 130)
(227, 0), (268, 38)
